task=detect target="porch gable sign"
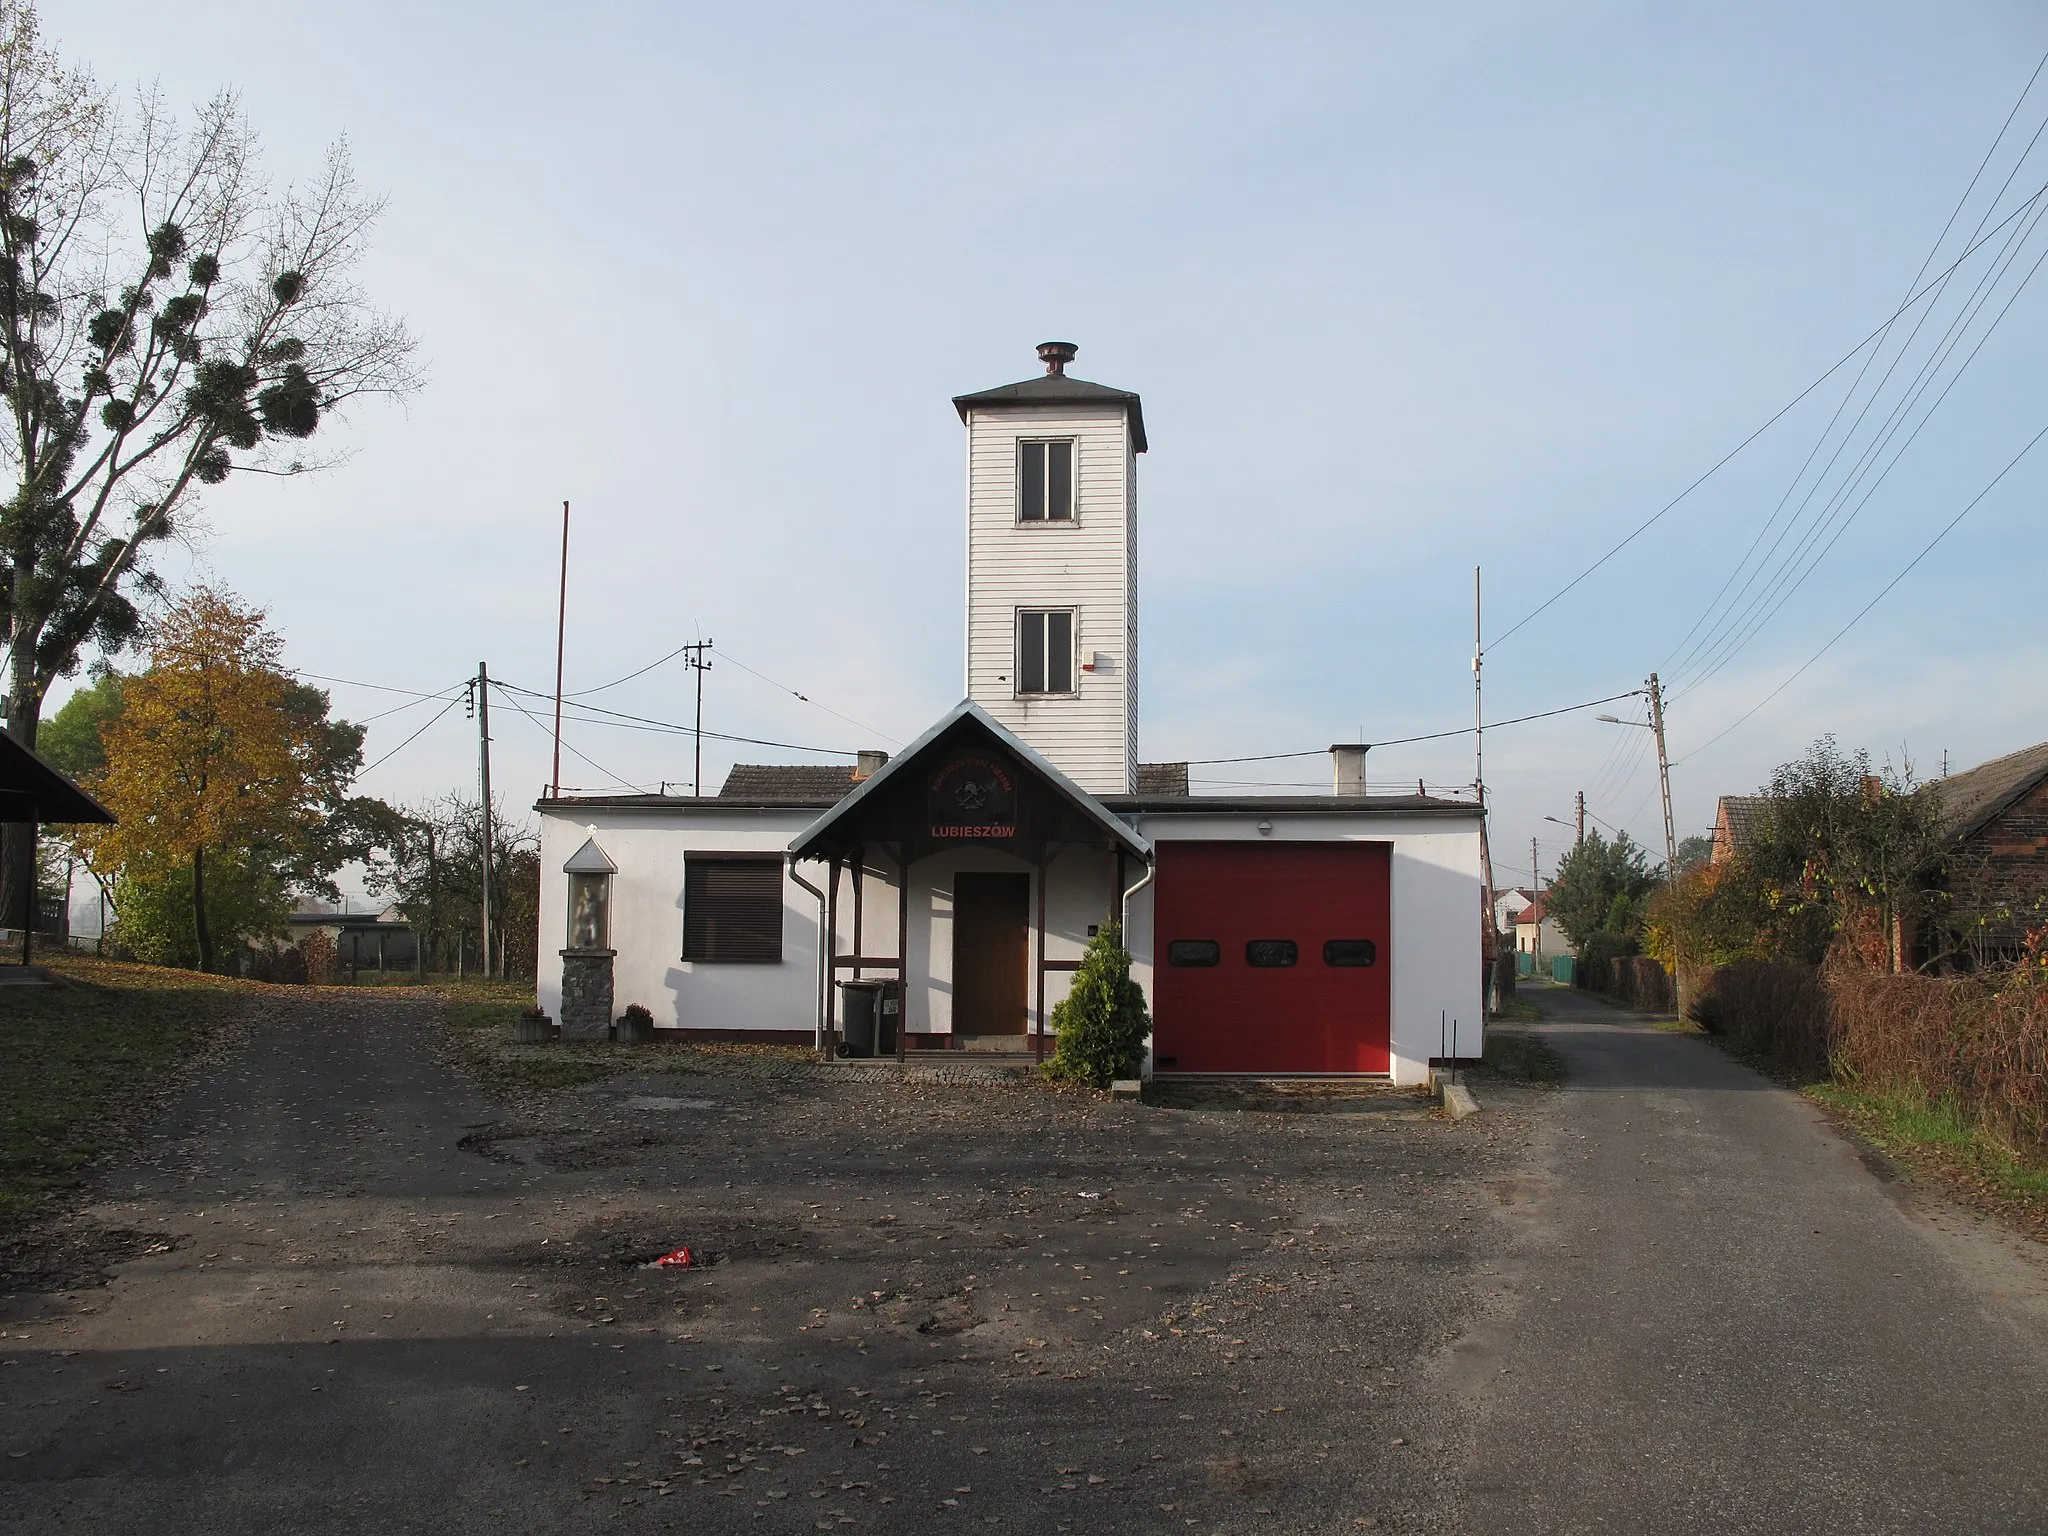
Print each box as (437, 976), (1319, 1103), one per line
(928, 751), (1018, 841)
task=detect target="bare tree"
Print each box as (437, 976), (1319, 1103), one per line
(0, 1), (419, 928)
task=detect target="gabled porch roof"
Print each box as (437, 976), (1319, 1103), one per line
(789, 700), (1150, 865)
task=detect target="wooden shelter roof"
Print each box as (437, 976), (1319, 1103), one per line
(0, 732), (115, 826)
(788, 701), (1150, 866)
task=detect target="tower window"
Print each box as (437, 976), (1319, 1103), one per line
(1017, 609), (1075, 695)
(1018, 440), (1074, 521)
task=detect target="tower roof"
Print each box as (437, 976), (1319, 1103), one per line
(952, 342), (1147, 452)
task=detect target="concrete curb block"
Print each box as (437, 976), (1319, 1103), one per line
(1425, 1068), (1480, 1117)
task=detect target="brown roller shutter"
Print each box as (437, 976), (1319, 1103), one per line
(683, 857), (783, 962)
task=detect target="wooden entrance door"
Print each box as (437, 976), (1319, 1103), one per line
(953, 872), (1030, 1035)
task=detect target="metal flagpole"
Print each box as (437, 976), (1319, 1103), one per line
(552, 501), (570, 797)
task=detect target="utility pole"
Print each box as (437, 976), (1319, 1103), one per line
(1531, 836), (1539, 892)
(1575, 790), (1585, 847)
(551, 500), (570, 797)
(476, 662), (495, 978)
(683, 640), (714, 796)
(425, 822), (439, 976)
(1646, 670), (1682, 1019)
(1647, 672), (1676, 876)
(1473, 567), (1498, 1010)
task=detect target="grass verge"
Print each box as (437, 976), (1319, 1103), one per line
(433, 981), (819, 1097)
(1488, 1000), (1542, 1024)
(433, 979), (618, 1095)
(1806, 1082), (2048, 1240)
(1482, 1028), (1564, 1085)
(1, 957), (246, 1222)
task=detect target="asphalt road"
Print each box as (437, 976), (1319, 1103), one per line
(1456, 981), (2048, 1534)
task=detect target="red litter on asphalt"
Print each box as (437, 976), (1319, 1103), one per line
(644, 1247), (694, 1270)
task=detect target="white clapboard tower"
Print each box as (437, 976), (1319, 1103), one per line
(952, 342), (1146, 796)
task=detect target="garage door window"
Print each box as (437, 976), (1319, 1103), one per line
(1245, 939), (1298, 967)
(1166, 939), (1221, 967)
(1322, 939), (1377, 967)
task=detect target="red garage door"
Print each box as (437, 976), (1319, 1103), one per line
(1151, 841), (1391, 1074)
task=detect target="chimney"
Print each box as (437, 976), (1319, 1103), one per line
(1329, 744), (1368, 796)
(1036, 341), (1078, 376)
(854, 749), (889, 781)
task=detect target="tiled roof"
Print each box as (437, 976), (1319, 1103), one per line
(1136, 761), (1189, 796)
(719, 764), (859, 801)
(1717, 795), (1770, 850)
(1932, 741), (2048, 842)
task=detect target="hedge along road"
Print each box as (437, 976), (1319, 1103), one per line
(1453, 979), (2048, 1534)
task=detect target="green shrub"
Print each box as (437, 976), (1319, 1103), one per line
(1045, 920), (1151, 1089)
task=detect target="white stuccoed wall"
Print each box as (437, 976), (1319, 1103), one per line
(538, 809), (1122, 1040)
(540, 805), (1482, 1081)
(538, 808), (824, 1037)
(1121, 813), (1486, 1087)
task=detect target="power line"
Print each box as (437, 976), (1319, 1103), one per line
(357, 693), (464, 776)
(1665, 49), (2048, 684)
(565, 636), (704, 698)
(353, 682), (468, 725)
(1674, 416), (2048, 765)
(492, 678), (861, 757)
(289, 668), (452, 701)
(1672, 195), (2048, 695)
(1665, 70), (2048, 690)
(711, 646), (902, 745)
(1486, 172), (2048, 651)
(1181, 689), (1645, 766)
(491, 681), (650, 794)
(563, 631), (901, 746)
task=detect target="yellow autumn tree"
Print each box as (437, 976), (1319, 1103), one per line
(81, 589), (324, 972)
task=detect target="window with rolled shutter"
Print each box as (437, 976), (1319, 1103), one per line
(682, 857), (783, 962)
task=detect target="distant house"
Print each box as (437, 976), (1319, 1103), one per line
(1711, 796), (1769, 866)
(1514, 894), (1571, 963)
(288, 902), (417, 970)
(1922, 741), (2048, 967)
(1494, 886), (1535, 931)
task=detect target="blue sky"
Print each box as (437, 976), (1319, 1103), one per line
(45, 1), (2048, 894)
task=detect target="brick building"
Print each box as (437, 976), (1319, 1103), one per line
(1923, 741), (2048, 968)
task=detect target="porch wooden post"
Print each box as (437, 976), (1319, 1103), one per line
(896, 842), (910, 1062)
(824, 855), (841, 1058)
(1034, 851), (1049, 1063)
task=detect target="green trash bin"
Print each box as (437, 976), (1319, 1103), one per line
(1551, 955), (1577, 986)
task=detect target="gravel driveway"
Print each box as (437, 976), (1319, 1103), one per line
(0, 992), (1531, 1534)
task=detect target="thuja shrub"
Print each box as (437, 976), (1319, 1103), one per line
(1045, 920), (1151, 1090)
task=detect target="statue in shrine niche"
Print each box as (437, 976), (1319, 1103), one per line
(569, 873), (608, 949)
